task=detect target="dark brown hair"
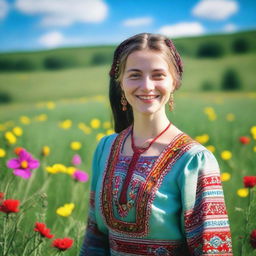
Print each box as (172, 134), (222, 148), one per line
(109, 33), (183, 133)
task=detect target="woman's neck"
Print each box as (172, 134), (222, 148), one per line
(132, 111), (171, 141)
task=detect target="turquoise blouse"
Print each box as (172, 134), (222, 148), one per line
(80, 127), (233, 256)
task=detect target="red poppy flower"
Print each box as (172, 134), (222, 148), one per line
(52, 237), (73, 251)
(243, 176), (256, 188)
(0, 199), (20, 214)
(239, 136), (251, 144)
(250, 230), (256, 248)
(0, 192), (4, 200)
(34, 222), (54, 239)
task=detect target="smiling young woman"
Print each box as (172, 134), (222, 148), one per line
(80, 33), (233, 256)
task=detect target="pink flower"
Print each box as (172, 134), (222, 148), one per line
(71, 154), (82, 166)
(6, 149), (40, 179)
(73, 170), (89, 182)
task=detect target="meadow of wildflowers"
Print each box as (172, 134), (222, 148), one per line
(0, 92), (256, 255)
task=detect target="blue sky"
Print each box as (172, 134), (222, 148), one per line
(0, 0), (255, 52)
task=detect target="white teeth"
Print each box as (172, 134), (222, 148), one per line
(137, 96), (158, 100)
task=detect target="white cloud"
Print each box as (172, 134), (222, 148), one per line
(158, 22), (205, 38)
(223, 23), (237, 32)
(15, 0), (108, 26)
(122, 17), (153, 27)
(192, 0), (238, 20)
(0, 0), (9, 20)
(38, 31), (86, 48)
(38, 31), (65, 48)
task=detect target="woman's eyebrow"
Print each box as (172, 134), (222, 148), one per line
(127, 69), (141, 73)
(152, 69), (167, 72)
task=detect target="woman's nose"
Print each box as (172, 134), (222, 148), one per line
(140, 76), (154, 91)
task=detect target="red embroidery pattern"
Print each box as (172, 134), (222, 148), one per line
(184, 173), (232, 255)
(112, 156), (156, 218)
(101, 126), (197, 237)
(109, 234), (190, 256)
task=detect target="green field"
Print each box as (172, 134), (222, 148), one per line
(0, 92), (256, 255)
(0, 31), (256, 255)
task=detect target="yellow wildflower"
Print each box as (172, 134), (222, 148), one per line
(195, 134), (209, 144)
(70, 141), (82, 151)
(250, 126), (256, 139)
(221, 172), (231, 182)
(237, 188), (249, 198)
(56, 203), (75, 217)
(94, 95), (105, 102)
(206, 145), (216, 153)
(47, 102), (56, 109)
(226, 113), (235, 122)
(203, 107), (217, 121)
(78, 123), (92, 134)
(78, 122), (86, 129)
(103, 121), (111, 129)
(65, 167), (76, 175)
(4, 131), (17, 144)
(42, 146), (50, 156)
(96, 133), (105, 141)
(0, 148), (6, 158)
(20, 116), (31, 125)
(35, 114), (48, 122)
(83, 127), (92, 134)
(12, 127), (23, 136)
(59, 120), (72, 129)
(45, 164), (66, 174)
(253, 146), (256, 152)
(106, 129), (115, 135)
(221, 150), (232, 160)
(90, 119), (101, 129)
(208, 113), (217, 121)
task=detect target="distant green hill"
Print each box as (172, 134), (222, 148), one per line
(0, 30), (255, 104)
(0, 30), (255, 71)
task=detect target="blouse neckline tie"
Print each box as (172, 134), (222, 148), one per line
(119, 122), (172, 205)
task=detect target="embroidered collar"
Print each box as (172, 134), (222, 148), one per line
(101, 126), (197, 237)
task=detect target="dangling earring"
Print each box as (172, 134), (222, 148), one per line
(169, 93), (174, 111)
(121, 92), (127, 111)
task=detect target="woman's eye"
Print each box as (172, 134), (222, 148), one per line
(153, 73), (165, 78)
(130, 74), (140, 78)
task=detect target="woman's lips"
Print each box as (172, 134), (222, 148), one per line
(136, 95), (160, 103)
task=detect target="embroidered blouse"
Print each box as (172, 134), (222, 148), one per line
(80, 126), (233, 256)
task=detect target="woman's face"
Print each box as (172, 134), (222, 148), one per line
(121, 49), (174, 117)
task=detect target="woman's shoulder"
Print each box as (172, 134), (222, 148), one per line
(96, 133), (118, 151)
(180, 132), (218, 162)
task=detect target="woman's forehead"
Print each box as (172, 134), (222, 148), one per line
(125, 49), (169, 70)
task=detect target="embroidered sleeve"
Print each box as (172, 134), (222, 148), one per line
(179, 150), (233, 255)
(80, 138), (110, 256)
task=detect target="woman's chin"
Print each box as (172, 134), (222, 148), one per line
(133, 106), (164, 116)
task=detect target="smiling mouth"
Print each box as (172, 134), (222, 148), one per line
(136, 95), (160, 100)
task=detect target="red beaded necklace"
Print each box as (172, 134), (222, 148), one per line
(119, 122), (172, 205)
